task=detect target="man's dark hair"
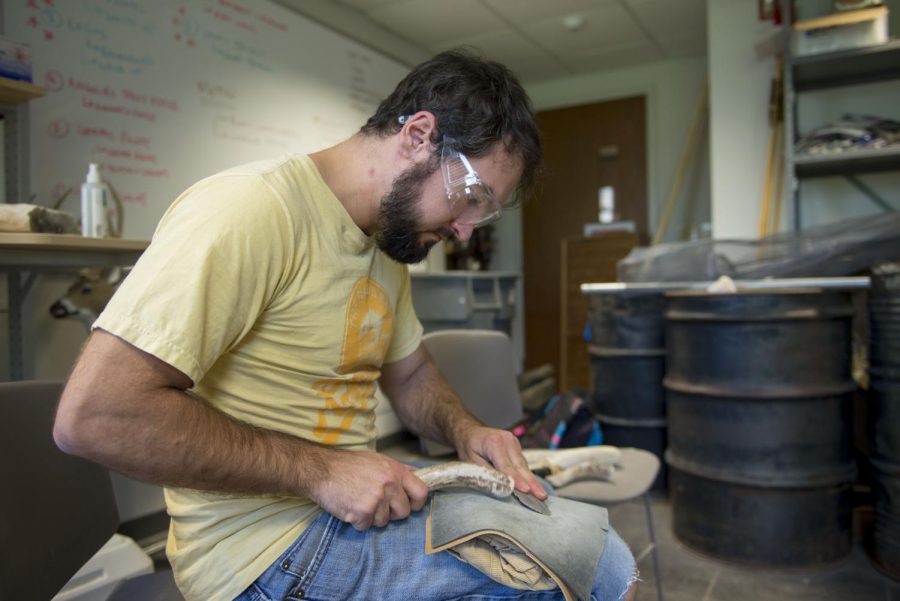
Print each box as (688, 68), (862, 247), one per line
(361, 49), (543, 200)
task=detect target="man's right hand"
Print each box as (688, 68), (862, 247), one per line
(310, 450), (430, 531)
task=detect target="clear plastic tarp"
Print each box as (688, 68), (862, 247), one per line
(618, 213), (900, 282)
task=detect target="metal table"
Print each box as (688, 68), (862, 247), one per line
(581, 276), (871, 295)
(1, 233), (147, 380)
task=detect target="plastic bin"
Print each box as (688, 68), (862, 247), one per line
(410, 272), (518, 336)
(52, 534), (154, 601)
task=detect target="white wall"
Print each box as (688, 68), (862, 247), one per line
(707, 0), (781, 238)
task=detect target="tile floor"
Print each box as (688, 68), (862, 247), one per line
(609, 497), (900, 601)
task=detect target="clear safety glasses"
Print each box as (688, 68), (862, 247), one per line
(441, 139), (502, 228)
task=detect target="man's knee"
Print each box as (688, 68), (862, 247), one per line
(593, 527), (638, 601)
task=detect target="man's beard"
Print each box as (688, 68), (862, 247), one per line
(376, 155), (451, 264)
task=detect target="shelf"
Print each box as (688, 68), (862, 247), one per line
(794, 147), (900, 178)
(0, 233), (148, 269)
(0, 77), (45, 106)
(792, 40), (900, 91)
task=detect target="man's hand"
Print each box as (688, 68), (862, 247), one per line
(455, 426), (548, 501)
(380, 345), (548, 502)
(310, 450), (430, 531)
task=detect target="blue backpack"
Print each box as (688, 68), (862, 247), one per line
(512, 390), (602, 449)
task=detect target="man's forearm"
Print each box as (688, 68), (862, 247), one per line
(387, 359), (483, 449)
(57, 382), (333, 499)
(380, 346), (547, 500)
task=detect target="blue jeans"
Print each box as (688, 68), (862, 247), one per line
(234, 509), (636, 601)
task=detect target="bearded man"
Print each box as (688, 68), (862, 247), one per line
(54, 50), (637, 601)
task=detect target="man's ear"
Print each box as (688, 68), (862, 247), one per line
(399, 111), (437, 160)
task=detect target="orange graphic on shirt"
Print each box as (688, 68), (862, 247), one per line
(312, 277), (393, 445)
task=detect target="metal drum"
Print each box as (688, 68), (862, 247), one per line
(588, 293), (665, 350)
(869, 295), (900, 380)
(665, 289), (856, 566)
(588, 293), (667, 491)
(871, 458), (900, 580)
(589, 346), (665, 421)
(870, 378), (900, 465)
(869, 263), (900, 421)
(869, 263), (900, 578)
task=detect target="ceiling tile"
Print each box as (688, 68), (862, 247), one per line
(520, 4), (649, 58)
(427, 29), (570, 83)
(335, 0), (405, 10)
(625, 0), (706, 39)
(657, 32), (707, 59)
(366, 0), (507, 46)
(512, 60), (574, 84)
(482, 0), (618, 26)
(564, 42), (663, 73)
(288, 0), (708, 81)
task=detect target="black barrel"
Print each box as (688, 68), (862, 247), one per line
(870, 377), (900, 465)
(869, 296), (900, 380)
(588, 293), (667, 491)
(588, 293), (665, 349)
(589, 346), (665, 421)
(665, 289), (856, 566)
(868, 263), (900, 579)
(871, 458), (900, 580)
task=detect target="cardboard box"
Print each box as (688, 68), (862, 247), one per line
(793, 6), (889, 57)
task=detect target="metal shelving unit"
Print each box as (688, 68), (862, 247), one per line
(784, 38), (900, 229)
(792, 39), (900, 91)
(1, 77), (46, 381)
(794, 147), (900, 178)
(1, 77), (44, 207)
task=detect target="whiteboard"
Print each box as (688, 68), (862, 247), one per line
(5, 0), (409, 239)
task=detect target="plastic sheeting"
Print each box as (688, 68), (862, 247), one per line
(618, 213), (900, 282)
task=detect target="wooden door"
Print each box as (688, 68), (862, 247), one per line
(523, 96), (647, 378)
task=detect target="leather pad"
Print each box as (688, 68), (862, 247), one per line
(426, 490), (609, 601)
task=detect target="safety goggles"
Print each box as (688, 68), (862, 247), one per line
(441, 139), (502, 228)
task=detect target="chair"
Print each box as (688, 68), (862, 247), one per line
(421, 329), (664, 601)
(0, 380), (183, 601)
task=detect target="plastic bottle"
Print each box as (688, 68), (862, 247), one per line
(81, 163), (108, 238)
(598, 185), (616, 224)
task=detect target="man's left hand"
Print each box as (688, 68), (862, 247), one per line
(455, 426), (548, 500)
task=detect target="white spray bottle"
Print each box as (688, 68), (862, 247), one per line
(81, 163), (109, 238)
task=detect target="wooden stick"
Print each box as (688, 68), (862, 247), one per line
(757, 125), (777, 237)
(758, 56), (784, 239)
(771, 123), (785, 233)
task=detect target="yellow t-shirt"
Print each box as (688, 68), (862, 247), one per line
(94, 155), (423, 601)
